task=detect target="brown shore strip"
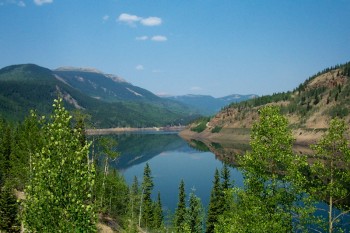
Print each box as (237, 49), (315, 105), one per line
(86, 126), (186, 135)
(178, 127), (325, 146)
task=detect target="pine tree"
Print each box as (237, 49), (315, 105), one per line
(187, 191), (204, 233)
(206, 169), (221, 233)
(23, 98), (96, 232)
(153, 191), (164, 230)
(0, 183), (20, 232)
(174, 179), (186, 232)
(130, 176), (140, 222)
(220, 163), (232, 213)
(140, 163), (154, 229)
(9, 113), (43, 191)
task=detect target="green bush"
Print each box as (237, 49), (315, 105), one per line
(211, 126), (222, 133)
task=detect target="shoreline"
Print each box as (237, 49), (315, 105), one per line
(86, 126), (186, 135)
(178, 127), (325, 146)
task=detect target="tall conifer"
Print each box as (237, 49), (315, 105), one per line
(206, 169), (221, 233)
(174, 179), (186, 232)
(141, 163), (154, 229)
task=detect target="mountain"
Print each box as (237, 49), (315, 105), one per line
(220, 94), (258, 103)
(53, 67), (195, 119)
(181, 62), (350, 143)
(167, 94), (257, 116)
(54, 67), (160, 102)
(0, 64), (198, 127)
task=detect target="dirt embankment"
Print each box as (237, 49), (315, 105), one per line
(179, 127), (324, 147)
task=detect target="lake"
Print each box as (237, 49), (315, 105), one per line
(107, 132), (244, 213)
(103, 131), (350, 231)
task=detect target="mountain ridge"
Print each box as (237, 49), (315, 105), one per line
(0, 63), (198, 127)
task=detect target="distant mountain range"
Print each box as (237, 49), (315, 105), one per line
(0, 63), (259, 127)
(0, 64), (199, 127)
(167, 94), (258, 115)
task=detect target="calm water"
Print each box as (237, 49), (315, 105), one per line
(103, 132), (350, 231)
(107, 132), (244, 213)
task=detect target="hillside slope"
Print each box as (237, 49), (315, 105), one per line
(0, 64), (197, 127)
(181, 62), (350, 144)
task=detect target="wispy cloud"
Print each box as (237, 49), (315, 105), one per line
(135, 36), (148, 41)
(17, 1), (25, 7)
(1, 0), (26, 7)
(34, 0), (53, 6)
(151, 35), (167, 42)
(140, 17), (162, 26)
(102, 15), (110, 22)
(135, 35), (168, 42)
(118, 13), (162, 27)
(135, 65), (144, 71)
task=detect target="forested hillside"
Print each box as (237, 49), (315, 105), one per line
(0, 64), (198, 127)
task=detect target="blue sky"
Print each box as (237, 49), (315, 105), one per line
(0, 0), (349, 97)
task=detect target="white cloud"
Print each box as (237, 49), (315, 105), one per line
(140, 17), (162, 26)
(135, 36), (148, 41)
(135, 65), (144, 70)
(18, 1), (25, 7)
(1, 0), (26, 7)
(151, 35), (167, 42)
(118, 13), (141, 26)
(102, 15), (110, 22)
(118, 13), (162, 27)
(34, 0), (53, 5)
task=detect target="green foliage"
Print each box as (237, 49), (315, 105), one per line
(206, 169), (222, 233)
(206, 164), (233, 233)
(343, 61), (350, 76)
(329, 104), (349, 118)
(214, 188), (293, 233)
(23, 98), (97, 232)
(0, 183), (20, 232)
(140, 163), (154, 229)
(211, 126), (222, 133)
(190, 117), (210, 133)
(9, 113), (43, 190)
(129, 176), (140, 224)
(153, 191), (164, 230)
(187, 192), (204, 233)
(188, 139), (210, 152)
(308, 118), (350, 232)
(174, 179), (187, 232)
(216, 106), (312, 232)
(95, 169), (129, 221)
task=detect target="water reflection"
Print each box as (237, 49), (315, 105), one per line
(103, 132), (244, 212)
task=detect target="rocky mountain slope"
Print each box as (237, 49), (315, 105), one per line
(181, 62), (350, 144)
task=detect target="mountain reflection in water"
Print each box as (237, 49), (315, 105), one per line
(103, 132), (244, 212)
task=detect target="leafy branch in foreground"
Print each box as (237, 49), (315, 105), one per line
(23, 98), (97, 232)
